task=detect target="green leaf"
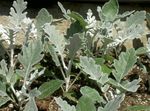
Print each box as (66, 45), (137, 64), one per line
(113, 49), (137, 82)
(35, 8), (53, 37)
(80, 56), (101, 81)
(80, 86), (104, 103)
(67, 33), (82, 59)
(66, 21), (83, 38)
(44, 24), (66, 56)
(102, 0), (119, 21)
(135, 47), (147, 55)
(68, 11), (87, 29)
(24, 98), (38, 111)
(18, 39), (44, 73)
(47, 44), (60, 67)
(126, 11), (146, 27)
(127, 105), (150, 111)
(0, 96), (10, 107)
(101, 64), (112, 74)
(54, 97), (76, 111)
(94, 58), (105, 65)
(100, 94), (125, 111)
(120, 79), (141, 92)
(38, 79), (63, 99)
(108, 78), (140, 92)
(0, 59), (8, 77)
(9, 0), (27, 26)
(76, 96), (96, 111)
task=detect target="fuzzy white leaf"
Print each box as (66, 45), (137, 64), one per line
(9, 0), (27, 26)
(126, 11), (146, 27)
(99, 94), (125, 111)
(80, 56), (101, 81)
(113, 49), (137, 82)
(54, 97), (76, 111)
(44, 24), (66, 56)
(24, 98), (38, 111)
(18, 39), (44, 77)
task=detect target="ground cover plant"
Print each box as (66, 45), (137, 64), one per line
(0, 0), (150, 110)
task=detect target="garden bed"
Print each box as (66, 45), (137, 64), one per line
(0, 0), (150, 111)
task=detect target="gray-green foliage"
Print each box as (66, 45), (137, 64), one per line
(54, 97), (76, 111)
(113, 48), (137, 82)
(9, 0), (27, 26)
(0, 0), (149, 110)
(0, 0), (62, 110)
(98, 94), (125, 111)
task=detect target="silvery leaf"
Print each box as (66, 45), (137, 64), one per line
(113, 49), (137, 82)
(9, 0), (27, 26)
(120, 79), (141, 92)
(44, 24), (66, 56)
(54, 97), (76, 111)
(102, 0), (119, 21)
(18, 39), (44, 76)
(58, 2), (70, 19)
(98, 94), (125, 111)
(126, 11), (146, 27)
(80, 56), (101, 81)
(47, 44), (60, 67)
(24, 97), (38, 111)
(35, 8), (53, 37)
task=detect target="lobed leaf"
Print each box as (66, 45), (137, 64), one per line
(54, 97), (76, 111)
(18, 39), (43, 72)
(113, 49), (137, 82)
(9, 0), (27, 26)
(98, 94), (125, 111)
(80, 56), (101, 81)
(44, 24), (66, 56)
(120, 79), (141, 92)
(126, 11), (146, 27)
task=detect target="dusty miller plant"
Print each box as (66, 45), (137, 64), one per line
(54, 0), (149, 110)
(0, 0), (149, 110)
(0, 0), (64, 110)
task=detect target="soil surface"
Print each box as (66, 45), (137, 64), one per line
(0, 0), (150, 111)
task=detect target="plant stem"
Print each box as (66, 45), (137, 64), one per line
(68, 72), (81, 90)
